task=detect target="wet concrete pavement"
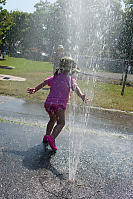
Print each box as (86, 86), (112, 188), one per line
(0, 96), (133, 199)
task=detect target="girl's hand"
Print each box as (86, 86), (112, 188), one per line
(82, 94), (90, 104)
(27, 88), (36, 94)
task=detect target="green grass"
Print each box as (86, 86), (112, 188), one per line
(0, 56), (53, 101)
(0, 56), (133, 112)
(92, 83), (133, 111)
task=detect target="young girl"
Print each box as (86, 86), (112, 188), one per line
(27, 57), (87, 152)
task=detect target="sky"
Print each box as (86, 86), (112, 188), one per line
(4, 0), (56, 13)
(4, 0), (125, 13)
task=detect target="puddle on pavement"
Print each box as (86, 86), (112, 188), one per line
(0, 95), (44, 116)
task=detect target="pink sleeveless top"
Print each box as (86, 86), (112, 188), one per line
(45, 73), (77, 108)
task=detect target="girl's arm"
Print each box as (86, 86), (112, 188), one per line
(27, 81), (47, 94)
(74, 85), (88, 103)
(35, 81), (48, 92)
(74, 85), (85, 101)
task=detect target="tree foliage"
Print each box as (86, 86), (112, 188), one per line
(0, 9), (13, 47)
(0, 0), (6, 10)
(5, 11), (30, 53)
(0, 0), (133, 62)
(115, 0), (133, 59)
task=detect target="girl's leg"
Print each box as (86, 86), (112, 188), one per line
(51, 109), (65, 139)
(46, 112), (57, 136)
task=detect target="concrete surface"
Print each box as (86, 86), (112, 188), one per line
(0, 96), (133, 199)
(0, 74), (26, 81)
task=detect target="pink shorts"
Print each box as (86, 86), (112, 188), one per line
(44, 103), (65, 115)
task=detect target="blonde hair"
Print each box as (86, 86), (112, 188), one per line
(60, 57), (75, 71)
(54, 57), (80, 75)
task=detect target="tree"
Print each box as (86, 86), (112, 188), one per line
(0, 9), (13, 49)
(0, 0), (12, 49)
(32, 0), (123, 58)
(6, 11), (30, 54)
(117, 2), (133, 60)
(0, 0), (6, 10)
(102, 0), (124, 58)
(33, 0), (64, 54)
(2, 0), (128, 64)
(123, 0), (133, 9)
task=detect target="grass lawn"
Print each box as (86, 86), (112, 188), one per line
(0, 56), (133, 112)
(0, 56), (53, 101)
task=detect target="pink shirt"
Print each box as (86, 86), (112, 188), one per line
(45, 73), (77, 108)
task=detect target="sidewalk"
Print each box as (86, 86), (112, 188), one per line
(95, 71), (133, 81)
(0, 74), (26, 81)
(82, 71), (133, 83)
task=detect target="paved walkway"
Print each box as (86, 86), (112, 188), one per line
(0, 74), (26, 81)
(83, 71), (133, 82)
(95, 71), (133, 81)
(0, 96), (133, 199)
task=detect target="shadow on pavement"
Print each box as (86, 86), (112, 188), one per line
(4, 143), (64, 181)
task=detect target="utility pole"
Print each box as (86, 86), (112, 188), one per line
(121, 60), (130, 96)
(121, 4), (133, 96)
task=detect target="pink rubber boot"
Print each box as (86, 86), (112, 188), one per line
(47, 135), (57, 152)
(43, 135), (48, 144)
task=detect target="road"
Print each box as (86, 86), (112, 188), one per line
(0, 96), (133, 199)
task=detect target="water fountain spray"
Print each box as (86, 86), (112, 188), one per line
(62, 0), (115, 181)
